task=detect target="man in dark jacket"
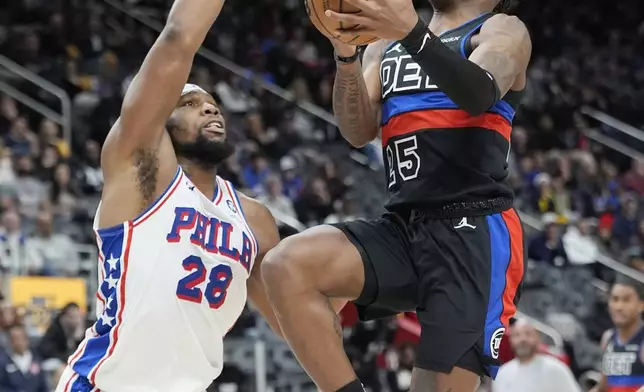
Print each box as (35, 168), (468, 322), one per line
(0, 324), (48, 392)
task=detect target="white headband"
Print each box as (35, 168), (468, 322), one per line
(181, 83), (208, 96)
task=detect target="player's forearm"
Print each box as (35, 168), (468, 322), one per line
(400, 19), (500, 116)
(162, 0), (226, 54)
(333, 63), (378, 148)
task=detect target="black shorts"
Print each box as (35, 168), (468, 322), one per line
(332, 208), (525, 378)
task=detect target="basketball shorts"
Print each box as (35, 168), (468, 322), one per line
(332, 207), (525, 378)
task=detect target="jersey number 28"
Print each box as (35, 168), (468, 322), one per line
(386, 135), (421, 188)
(176, 255), (233, 309)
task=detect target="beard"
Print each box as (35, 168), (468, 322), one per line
(429, 0), (457, 12)
(170, 130), (235, 169)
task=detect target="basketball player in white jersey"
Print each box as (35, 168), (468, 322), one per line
(55, 0), (284, 391)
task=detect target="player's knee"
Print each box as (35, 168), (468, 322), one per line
(262, 233), (312, 292)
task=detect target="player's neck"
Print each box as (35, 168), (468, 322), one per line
(429, 5), (490, 36)
(617, 319), (644, 344)
(179, 159), (218, 199)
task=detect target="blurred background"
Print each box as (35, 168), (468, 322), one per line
(0, 0), (643, 391)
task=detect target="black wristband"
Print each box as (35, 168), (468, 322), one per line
(334, 46), (362, 64)
(400, 19), (435, 54)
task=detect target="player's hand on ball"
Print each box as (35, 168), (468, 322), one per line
(325, 0), (420, 41)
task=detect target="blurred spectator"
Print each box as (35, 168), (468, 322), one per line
(37, 303), (84, 367)
(527, 213), (568, 267)
(75, 140), (103, 196)
(324, 198), (360, 225)
(37, 119), (70, 160)
(622, 160), (644, 196)
(25, 211), (79, 276)
(257, 175), (297, 220)
(4, 117), (37, 157)
(562, 218), (599, 266)
(242, 153), (271, 195)
(611, 195), (640, 249)
(494, 320), (580, 392)
(280, 155), (303, 201)
(50, 163), (83, 221)
(295, 177), (333, 225)
(12, 155), (47, 219)
(0, 324), (48, 392)
(0, 301), (17, 348)
(0, 210), (36, 276)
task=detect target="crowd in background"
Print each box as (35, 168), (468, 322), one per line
(0, 0), (643, 390)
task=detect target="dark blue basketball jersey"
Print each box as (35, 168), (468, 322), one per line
(603, 327), (644, 391)
(379, 12), (523, 215)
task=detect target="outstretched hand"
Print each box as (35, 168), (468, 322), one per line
(325, 0), (419, 41)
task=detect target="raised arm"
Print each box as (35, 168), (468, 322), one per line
(101, 0), (226, 170)
(331, 41), (387, 148)
(325, 1), (532, 116)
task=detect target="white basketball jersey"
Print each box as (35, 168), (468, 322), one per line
(57, 167), (258, 392)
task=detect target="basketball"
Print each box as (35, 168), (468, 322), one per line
(304, 0), (378, 46)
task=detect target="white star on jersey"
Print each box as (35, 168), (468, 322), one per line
(99, 311), (115, 326)
(105, 274), (118, 289)
(106, 255), (120, 271)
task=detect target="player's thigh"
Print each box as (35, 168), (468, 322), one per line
(262, 224), (365, 299)
(263, 216), (416, 309)
(412, 209), (525, 378)
(336, 215), (418, 319)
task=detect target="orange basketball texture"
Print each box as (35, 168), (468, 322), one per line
(304, 0), (378, 46)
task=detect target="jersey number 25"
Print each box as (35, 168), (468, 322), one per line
(176, 255), (233, 309)
(386, 135), (421, 188)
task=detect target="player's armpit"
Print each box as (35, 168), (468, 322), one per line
(238, 193), (285, 339)
(101, 0), (226, 170)
(468, 15), (532, 97)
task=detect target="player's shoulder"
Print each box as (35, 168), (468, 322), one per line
(237, 191), (280, 253)
(481, 13), (528, 36)
(363, 40), (393, 65)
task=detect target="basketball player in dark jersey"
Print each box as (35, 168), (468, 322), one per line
(262, 0), (530, 391)
(592, 276), (644, 392)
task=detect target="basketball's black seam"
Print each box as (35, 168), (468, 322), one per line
(311, 0), (335, 39)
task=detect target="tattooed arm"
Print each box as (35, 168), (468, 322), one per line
(332, 41), (388, 147)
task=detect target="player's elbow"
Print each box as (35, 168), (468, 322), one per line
(340, 128), (378, 148)
(159, 23), (199, 54)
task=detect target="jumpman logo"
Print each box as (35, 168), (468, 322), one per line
(454, 217), (476, 230)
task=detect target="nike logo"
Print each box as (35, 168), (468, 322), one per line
(454, 217), (476, 230)
(417, 32), (432, 54)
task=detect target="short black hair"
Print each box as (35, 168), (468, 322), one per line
(494, 0), (520, 13)
(613, 274), (644, 300)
